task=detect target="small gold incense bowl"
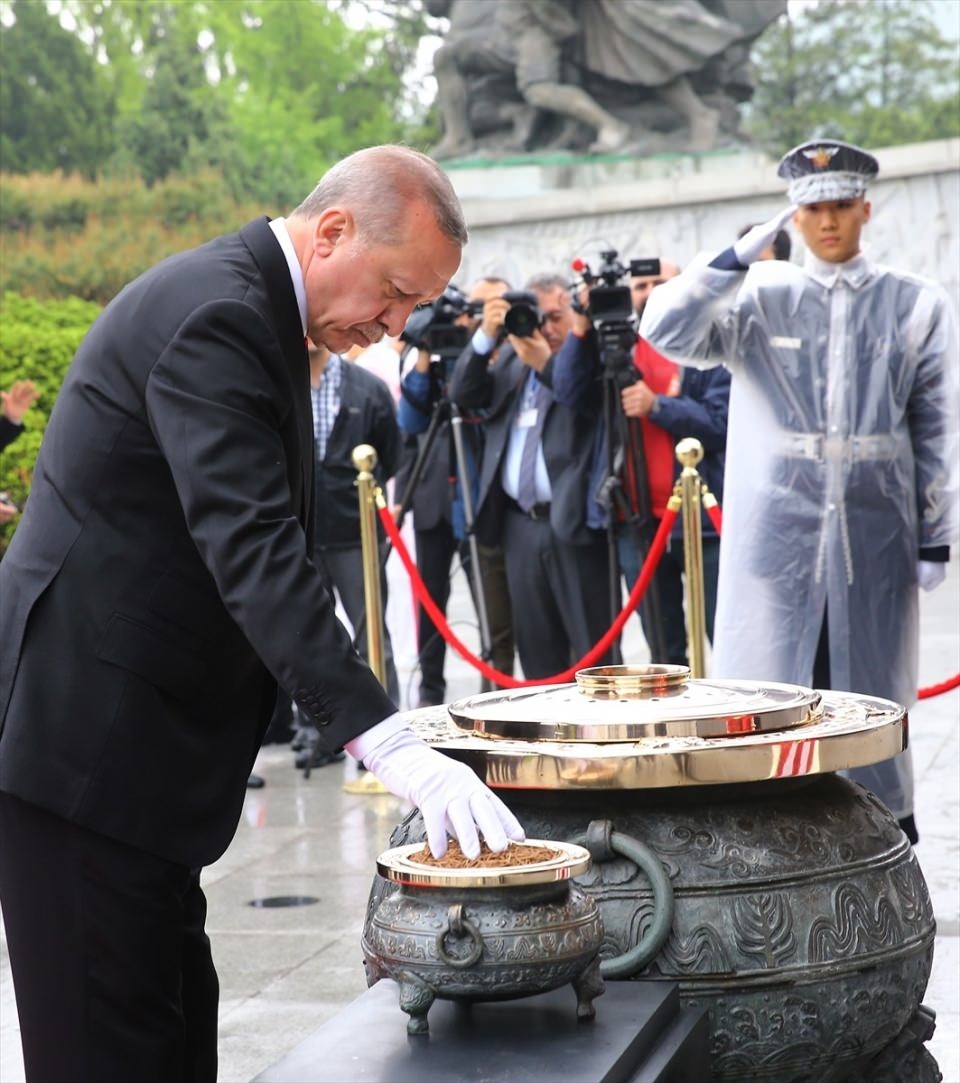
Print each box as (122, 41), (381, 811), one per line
(362, 838), (604, 1035)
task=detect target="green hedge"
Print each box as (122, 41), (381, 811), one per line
(0, 292), (101, 553)
(0, 170), (266, 304)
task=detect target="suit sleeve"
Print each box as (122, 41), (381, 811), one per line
(551, 331), (602, 413)
(398, 368), (433, 434)
(449, 343), (495, 410)
(144, 299), (396, 746)
(651, 367), (731, 452)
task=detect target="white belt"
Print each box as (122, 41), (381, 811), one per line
(779, 433), (902, 463)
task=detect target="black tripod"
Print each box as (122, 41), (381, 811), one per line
(595, 335), (670, 664)
(389, 357), (494, 698)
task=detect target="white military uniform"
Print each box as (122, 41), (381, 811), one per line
(640, 246), (959, 818)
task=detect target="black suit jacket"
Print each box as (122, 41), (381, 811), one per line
(313, 361), (399, 549)
(0, 218), (395, 867)
(449, 342), (601, 548)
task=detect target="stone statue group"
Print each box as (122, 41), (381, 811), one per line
(427, 0), (786, 159)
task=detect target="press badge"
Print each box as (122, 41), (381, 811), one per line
(517, 407), (539, 429)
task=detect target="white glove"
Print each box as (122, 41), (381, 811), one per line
(358, 726), (526, 858)
(917, 560), (946, 591)
(733, 205), (797, 265)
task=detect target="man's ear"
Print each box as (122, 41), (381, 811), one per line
(862, 200), (872, 224)
(313, 208), (349, 257)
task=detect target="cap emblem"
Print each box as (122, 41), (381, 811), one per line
(802, 146), (839, 170)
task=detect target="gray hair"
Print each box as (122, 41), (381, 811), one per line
(291, 145), (468, 247)
(525, 272), (570, 294)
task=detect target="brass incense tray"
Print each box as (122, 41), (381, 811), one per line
(404, 666), (906, 790)
(376, 839), (592, 889)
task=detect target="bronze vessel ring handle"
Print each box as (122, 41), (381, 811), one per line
(574, 819), (676, 979)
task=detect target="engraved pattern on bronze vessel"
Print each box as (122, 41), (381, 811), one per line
(809, 883), (903, 962)
(365, 776), (937, 1082)
(652, 924), (733, 976)
(363, 884), (604, 1004)
(733, 893), (798, 968)
(890, 859), (934, 927)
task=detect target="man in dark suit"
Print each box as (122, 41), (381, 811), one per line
(450, 273), (611, 679)
(0, 145), (523, 1083)
(394, 275), (515, 704)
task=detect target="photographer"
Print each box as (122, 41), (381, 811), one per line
(553, 257), (730, 667)
(449, 273), (611, 679)
(395, 277), (512, 705)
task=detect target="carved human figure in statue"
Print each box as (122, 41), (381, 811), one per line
(427, 0), (787, 157)
(428, 0), (630, 159)
(574, 0), (786, 151)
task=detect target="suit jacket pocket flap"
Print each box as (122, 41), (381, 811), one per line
(97, 613), (207, 700)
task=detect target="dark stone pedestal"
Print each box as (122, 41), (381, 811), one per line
(253, 980), (709, 1083)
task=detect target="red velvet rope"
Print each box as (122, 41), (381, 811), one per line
(378, 505), (678, 688)
(705, 500), (722, 534)
(918, 673), (960, 699)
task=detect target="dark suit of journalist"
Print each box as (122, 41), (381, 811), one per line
(449, 340), (611, 679)
(0, 217), (396, 1079)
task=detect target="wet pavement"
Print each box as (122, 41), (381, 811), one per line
(2, 554), (958, 1082)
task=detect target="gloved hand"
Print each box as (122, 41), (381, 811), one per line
(917, 560), (946, 591)
(358, 726), (526, 858)
(733, 204), (797, 265)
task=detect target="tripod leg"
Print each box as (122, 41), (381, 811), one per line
(450, 409), (496, 687)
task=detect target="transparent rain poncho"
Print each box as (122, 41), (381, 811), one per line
(640, 248), (959, 817)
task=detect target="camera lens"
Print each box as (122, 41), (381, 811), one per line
(504, 304), (540, 338)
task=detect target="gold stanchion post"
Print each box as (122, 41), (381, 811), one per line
(351, 443), (387, 688)
(676, 437), (707, 678)
(343, 444), (390, 796)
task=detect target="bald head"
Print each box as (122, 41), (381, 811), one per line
(290, 145), (468, 248)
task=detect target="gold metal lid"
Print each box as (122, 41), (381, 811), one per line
(449, 666), (822, 741)
(405, 670), (906, 791)
(376, 839), (591, 889)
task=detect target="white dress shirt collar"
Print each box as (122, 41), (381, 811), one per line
(267, 217), (307, 336)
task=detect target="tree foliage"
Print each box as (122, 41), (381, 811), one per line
(1, 0), (435, 201)
(744, 0), (960, 154)
(0, 0), (116, 178)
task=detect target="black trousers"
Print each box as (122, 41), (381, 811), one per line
(502, 506), (613, 679)
(0, 791), (219, 1083)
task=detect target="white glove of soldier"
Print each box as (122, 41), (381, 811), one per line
(348, 723), (525, 858)
(917, 560), (946, 592)
(733, 205), (797, 265)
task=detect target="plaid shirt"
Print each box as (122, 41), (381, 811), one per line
(311, 353), (343, 462)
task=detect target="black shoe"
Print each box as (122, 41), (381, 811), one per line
(897, 814), (919, 845)
(246, 774), (265, 789)
(291, 723), (319, 752)
(295, 747), (346, 770)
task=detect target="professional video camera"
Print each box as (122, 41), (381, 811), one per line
(401, 284), (484, 361)
(573, 250), (660, 378)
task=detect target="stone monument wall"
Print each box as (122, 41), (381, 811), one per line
(446, 139), (959, 305)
